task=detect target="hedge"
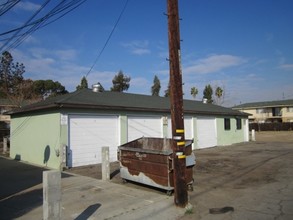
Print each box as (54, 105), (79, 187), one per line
(249, 122), (293, 131)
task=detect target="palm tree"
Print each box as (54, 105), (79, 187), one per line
(190, 87), (198, 99)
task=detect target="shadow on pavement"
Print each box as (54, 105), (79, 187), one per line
(0, 157), (47, 200)
(75, 203), (101, 220)
(0, 188), (42, 219)
(0, 157), (73, 219)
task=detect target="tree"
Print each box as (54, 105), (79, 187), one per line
(0, 51), (25, 98)
(33, 79), (68, 99)
(164, 82), (170, 97)
(214, 86), (224, 105)
(203, 84), (213, 103)
(151, 75), (161, 96)
(12, 79), (42, 105)
(76, 76), (88, 90)
(190, 87), (198, 100)
(110, 70), (131, 92)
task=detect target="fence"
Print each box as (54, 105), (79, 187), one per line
(249, 122), (293, 131)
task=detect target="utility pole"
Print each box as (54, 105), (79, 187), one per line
(167, 0), (188, 207)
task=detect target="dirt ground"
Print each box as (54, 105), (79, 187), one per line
(67, 131), (293, 219)
(253, 131), (293, 142)
(66, 131), (293, 182)
(182, 131), (293, 219)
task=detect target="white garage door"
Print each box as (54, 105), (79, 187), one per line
(69, 115), (119, 167)
(127, 116), (162, 142)
(197, 117), (217, 149)
(167, 117), (193, 139)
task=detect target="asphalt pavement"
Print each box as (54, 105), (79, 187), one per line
(0, 156), (186, 220)
(2, 133), (292, 220)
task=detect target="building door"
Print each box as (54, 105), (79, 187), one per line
(127, 116), (162, 142)
(68, 115), (119, 167)
(167, 116), (194, 149)
(197, 117), (217, 148)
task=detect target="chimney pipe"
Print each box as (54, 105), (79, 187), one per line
(92, 83), (102, 93)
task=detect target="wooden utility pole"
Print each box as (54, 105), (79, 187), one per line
(167, 0), (188, 207)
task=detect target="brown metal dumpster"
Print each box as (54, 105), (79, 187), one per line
(118, 137), (195, 193)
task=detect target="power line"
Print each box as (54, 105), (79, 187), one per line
(0, 0), (51, 51)
(7, 0), (84, 50)
(0, 0), (87, 52)
(85, 0), (129, 78)
(0, 0), (20, 16)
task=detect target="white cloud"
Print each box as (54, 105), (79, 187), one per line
(121, 40), (151, 55)
(265, 33), (274, 42)
(132, 48), (151, 55)
(131, 77), (149, 87)
(279, 64), (293, 71)
(55, 49), (77, 61)
(12, 47), (125, 92)
(11, 35), (39, 46)
(184, 54), (246, 74)
(26, 47), (77, 61)
(15, 1), (41, 12)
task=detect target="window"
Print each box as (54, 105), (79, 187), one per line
(272, 107), (282, 116)
(236, 118), (242, 130)
(287, 107), (293, 113)
(224, 118), (230, 130)
(256, 108), (266, 114)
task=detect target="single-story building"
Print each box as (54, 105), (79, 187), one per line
(8, 88), (249, 169)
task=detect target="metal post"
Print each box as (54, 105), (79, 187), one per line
(167, 0), (188, 207)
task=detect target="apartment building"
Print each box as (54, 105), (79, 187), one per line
(233, 99), (293, 123)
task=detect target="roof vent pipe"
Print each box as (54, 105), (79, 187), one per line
(92, 83), (102, 93)
(202, 98), (208, 104)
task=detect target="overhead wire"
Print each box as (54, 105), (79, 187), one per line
(85, 0), (129, 78)
(0, 0), (86, 41)
(2, 0), (85, 51)
(0, 0), (20, 16)
(0, 0), (51, 51)
(6, 0), (69, 50)
(0, 0), (87, 52)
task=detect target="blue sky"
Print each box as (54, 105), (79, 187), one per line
(1, 0), (293, 106)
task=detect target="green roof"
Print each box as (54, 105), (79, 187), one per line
(0, 98), (30, 107)
(233, 99), (293, 109)
(8, 89), (247, 117)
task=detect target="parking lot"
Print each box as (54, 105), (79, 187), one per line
(1, 131), (292, 219)
(69, 131), (293, 219)
(181, 131), (293, 219)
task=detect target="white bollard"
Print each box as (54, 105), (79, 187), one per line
(43, 170), (61, 220)
(3, 137), (7, 154)
(251, 129), (256, 141)
(102, 147), (110, 181)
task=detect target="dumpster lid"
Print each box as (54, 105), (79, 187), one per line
(118, 137), (193, 155)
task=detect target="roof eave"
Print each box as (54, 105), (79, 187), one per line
(7, 103), (60, 115)
(8, 101), (249, 118)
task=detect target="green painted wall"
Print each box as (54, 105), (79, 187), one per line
(119, 114), (128, 145)
(216, 117), (245, 146)
(10, 107), (248, 169)
(10, 112), (62, 169)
